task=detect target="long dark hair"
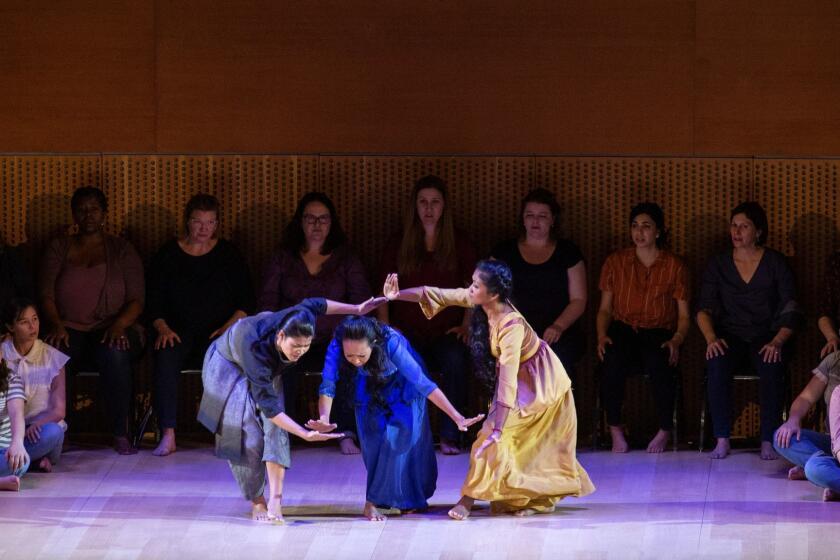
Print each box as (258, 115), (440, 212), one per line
(280, 192), (347, 255)
(2, 297), (37, 335)
(469, 260), (514, 392)
(397, 175), (457, 274)
(334, 316), (392, 417)
(251, 309), (316, 366)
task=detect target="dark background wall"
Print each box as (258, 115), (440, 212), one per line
(2, 1), (839, 156)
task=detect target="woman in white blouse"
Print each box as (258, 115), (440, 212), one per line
(2, 297), (68, 472)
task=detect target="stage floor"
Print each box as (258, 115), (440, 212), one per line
(2, 444), (839, 560)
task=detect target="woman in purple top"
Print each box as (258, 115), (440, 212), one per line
(39, 187), (145, 455)
(258, 192), (371, 454)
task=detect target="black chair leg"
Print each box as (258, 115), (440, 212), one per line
(134, 405), (154, 448)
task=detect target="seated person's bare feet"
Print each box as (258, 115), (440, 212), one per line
(760, 441), (778, 461)
(513, 505), (555, 517)
(440, 438), (460, 455)
(339, 436), (361, 455)
(788, 465), (806, 480)
(267, 495), (284, 524)
(646, 429), (670, 453)
(448, 496), (475, 520)
(609, 426), (629, 453)
(152, 430), (177, 457)
(38, 457), (53, 473)
(364, 501), (386, 521)
(113, 436), (137, 455)
(0, 475), (20, 491)
(710, 438), (730, 459)
(823, 488), (840, 502)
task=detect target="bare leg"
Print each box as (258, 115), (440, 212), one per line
(788, 465), (806, 480)
(152, 428), (177, 457)
(363, 501), (386, 521)
(440, 437), (460, 455)
(265, 461), (285, 523)
(646, 429), (670, 453)
(448, 495), (475, 520)
(0, 475), (20, 491)
(609, 425), (630, 453)
(339, 436), (361, 455)
(710, 437), (730, 459)
(760, 441), (779, 460)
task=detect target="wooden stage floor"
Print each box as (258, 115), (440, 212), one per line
(2, 444), (839, 559)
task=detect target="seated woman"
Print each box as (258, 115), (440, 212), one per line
(697, 201), (804, 460)
(309, 315), (482, 521)
(378, 175), (477, 454)
(384, 261), (594, 519)
(198, 296), (382, 524)
(258, 192), (371, 454)
(774, 353), (840, 501)
(0, 351), (29, 491)
(39, 186), (145, 455)
(147, 193), (254, 457)
(492, 188), (587, 379)
(596, 203), (690, 453)
(1, 297), (68, 472)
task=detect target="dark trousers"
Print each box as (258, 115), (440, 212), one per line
(283, 341), (358, 439)
(551, 327), (584, 386)
(65, 326), (143, 437)
(153, 329), (210, 430)
(600, 320), (677, 431)
(414, 333), (471, 442)
(706, 332), (786, 442)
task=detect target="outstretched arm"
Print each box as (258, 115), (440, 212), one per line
(325, 297), (387, 316)
(427, 388), (484, 431)
(268, 411), (342, 442)
(382, 273), (425, 302)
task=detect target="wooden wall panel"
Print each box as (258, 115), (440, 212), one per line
(0, 2), (155, 152)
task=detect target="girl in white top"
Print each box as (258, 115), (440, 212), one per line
(2, 297), (69, 472)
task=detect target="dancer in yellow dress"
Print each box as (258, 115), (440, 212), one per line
(383, 259), (594, 519)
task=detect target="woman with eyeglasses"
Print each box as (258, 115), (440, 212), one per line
(258, 192), (372, 454)
(147, 193), (255, 456)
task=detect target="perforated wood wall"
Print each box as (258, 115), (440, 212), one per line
(2, 154), (837, 441)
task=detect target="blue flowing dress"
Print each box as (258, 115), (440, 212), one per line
(320, 326), (438, 510)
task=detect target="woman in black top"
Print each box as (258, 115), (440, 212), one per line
(147, 194), (255, 456)
(697, 201), (803, 460)
(491, 188), (587, 379)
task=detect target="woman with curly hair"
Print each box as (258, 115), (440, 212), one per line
(383, 260), (594, 520)
(308, 315), (483, 521)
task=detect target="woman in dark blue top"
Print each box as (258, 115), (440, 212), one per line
(311, 316), (482, 521)
(696, 201), (803, 460)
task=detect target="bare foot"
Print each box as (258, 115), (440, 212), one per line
(267, 495), (284, 524)
(448, 496), (475, 520)
(609, 426), (629, 453)
(440, 438), (460, 455)
(760, 441), (778, 460)
(710, 438), (730, 459)
(646, 429), (670, 453)
(823, 488), (840, 502)
(364, 501), (386, 521)
(152, 430), (177, 457)
(0, 475), (20, 491)
(339, 437), (361, 455)
(113, 436), (137, 455)
(788, 465), (807, 480)
(514, 505), (555, 517)
(38, 457), (53, 473)
(251, 498), (271, 522)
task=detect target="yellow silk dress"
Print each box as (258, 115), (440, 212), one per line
(420, 287), (595, 513)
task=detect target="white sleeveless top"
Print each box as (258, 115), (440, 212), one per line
(1, 338), (70, 426)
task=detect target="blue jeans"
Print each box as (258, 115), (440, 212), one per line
(773, 428), (840, 493)
(0, 446), (30, 477)
(24, 422), (64, 465)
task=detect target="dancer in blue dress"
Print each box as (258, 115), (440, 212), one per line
(308, 315), (483, 521)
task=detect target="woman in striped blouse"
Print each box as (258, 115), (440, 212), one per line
(0, 346), (29, 490)
(596, 202), (690, 454)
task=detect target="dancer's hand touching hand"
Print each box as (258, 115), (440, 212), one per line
(456, 413), (485, 432)
(305, 416), (338, 433)
(300, 430), (344, 442)
(356, 297), (387, 315)
(383, 273), (400, 300)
